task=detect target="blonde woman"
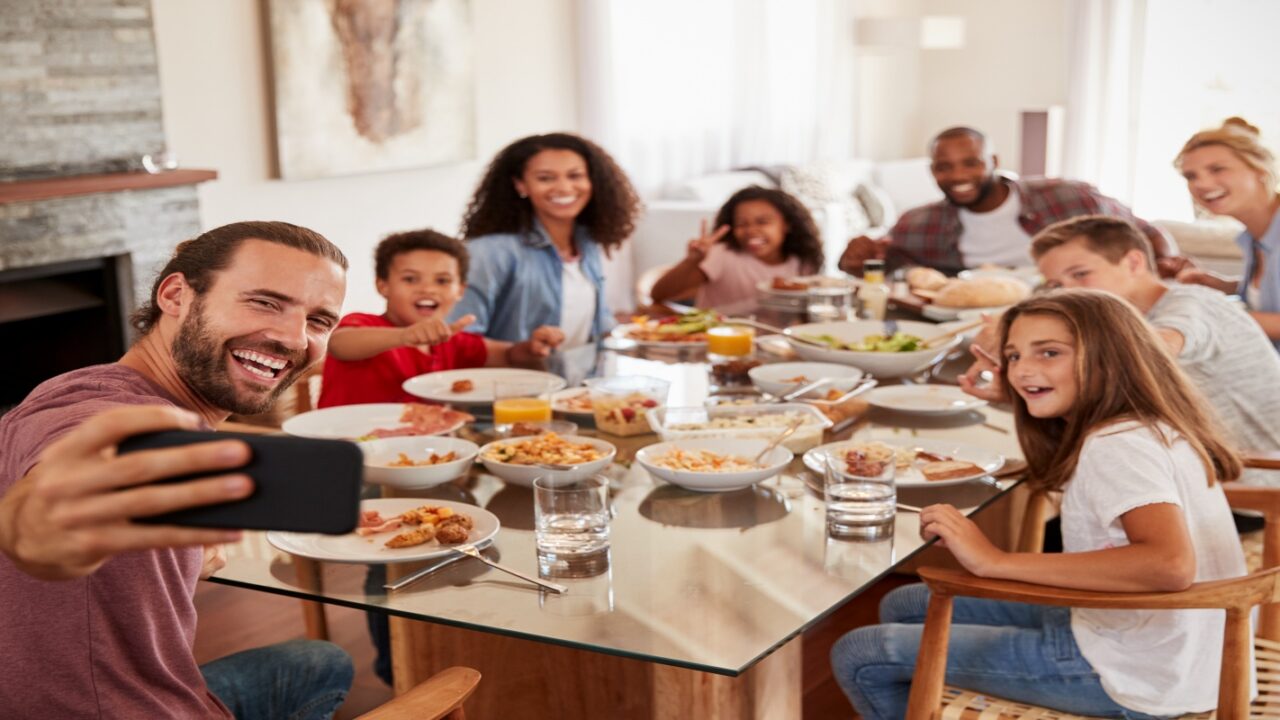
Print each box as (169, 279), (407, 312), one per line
(1175, 117), (1280, 349)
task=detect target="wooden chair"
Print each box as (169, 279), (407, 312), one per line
(356, 665), (480, 720)
(905, 454), (1280, 720)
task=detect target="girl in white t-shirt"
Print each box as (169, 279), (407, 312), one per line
(649, 186), (824, 316)
(832, 289), (1250, 719)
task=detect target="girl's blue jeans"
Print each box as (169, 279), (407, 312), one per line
(830, 583), (1167, 720)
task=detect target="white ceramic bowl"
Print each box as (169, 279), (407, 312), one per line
(477, 434), (617, 488)
(360, 436), (480, 489)
(784, 320), (961, 378)
(636, 438), (793, 493)
(748, 362), (867, 398)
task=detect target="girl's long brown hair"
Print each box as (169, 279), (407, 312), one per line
(999, 289), (1241, 491)
(460, 133), (641, 255)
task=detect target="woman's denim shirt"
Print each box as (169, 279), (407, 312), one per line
(1235, 210), (1280, 351)
(451, 219), (613, 344)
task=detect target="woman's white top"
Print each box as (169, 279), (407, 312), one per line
(1061, 420), (1252, 715)
(559, 257), (597, 348)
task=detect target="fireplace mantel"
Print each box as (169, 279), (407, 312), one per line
(0, 169), (218, 205)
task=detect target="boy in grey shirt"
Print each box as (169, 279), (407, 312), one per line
(961, 215), (1280, 484)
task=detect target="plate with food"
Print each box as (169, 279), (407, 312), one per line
(267, 498), (499, 564)
(551, 388), (595, 417)
(756, 275), (861, 297)
(919, 276), (1031, 321)
(636, 438), (793, 492)
(584, 376), (669, 437)
(282, 402), (473, 440)
(747, 361), (868, 399)
(611, 309), (721, 346)
(785, 320), (961, 378)
(648, 403), (831, 453)
(359, 436), (480, 489)
(803, 438), (1004, 488)
(402, 368), (566, 405)
(477, 432), (617, 487)
(864, 385), (987, 416)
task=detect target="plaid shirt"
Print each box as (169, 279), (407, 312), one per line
(884, 175), (1172, 274)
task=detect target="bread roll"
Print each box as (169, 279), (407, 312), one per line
(933, 277), (1030, 308)
(906, 266), (948, 291)
(920, 460), (984, 481)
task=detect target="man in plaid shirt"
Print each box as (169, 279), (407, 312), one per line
(838, 127), (1178, 277)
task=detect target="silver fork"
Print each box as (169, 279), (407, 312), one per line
(452, 544), (568, 593)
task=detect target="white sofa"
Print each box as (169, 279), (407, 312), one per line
(612, 158), (941, 311)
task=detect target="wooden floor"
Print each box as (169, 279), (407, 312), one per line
(192, 573), (914, 719)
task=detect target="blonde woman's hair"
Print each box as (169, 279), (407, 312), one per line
(1175, 117), (1278, 193)
(999, 289), (1241, 491)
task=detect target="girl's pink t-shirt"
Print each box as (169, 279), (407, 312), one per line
(694, 243), (805, 316)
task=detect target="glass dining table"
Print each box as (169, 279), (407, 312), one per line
(210, 324), (1027, 720)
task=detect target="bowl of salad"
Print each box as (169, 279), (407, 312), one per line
(783, 320), (961, 378)
(612, 309), (721, 346)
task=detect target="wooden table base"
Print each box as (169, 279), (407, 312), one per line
(388, 616), (802, 720)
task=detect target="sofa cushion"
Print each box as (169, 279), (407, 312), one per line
(871, 157), (943, 215)
(1153, 218), (1244, 260)
(663, 170), (775, 203)
(780, 164), (871, 236)
(854, 182), (897, 229)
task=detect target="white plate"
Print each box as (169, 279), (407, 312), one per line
(551, 388), (595, 417)
(610, 323), (710, 348)
(922, 303), (1013, 322)
(282, 403), (466, 440)
(402, 368), (566, 404)
(958, 266), (1042, 285)
(748, 362), (868, 398)
(784, 320), (961, 378)
(636, 438), (792, 493)
(477, 435), (617, 488)
(359, 437), (480, 489)
(803, 438), (1004, 488)
(267, 498), (499, 564)
(755, 275), (861, 297)
(865, 385), (987, 415)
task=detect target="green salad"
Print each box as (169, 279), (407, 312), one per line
(803, 331), (923, 352)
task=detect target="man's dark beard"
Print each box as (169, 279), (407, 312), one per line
(945, 175), (998, 209)
(172, 299), (308, 415)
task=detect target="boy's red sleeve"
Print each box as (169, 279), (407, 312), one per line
(455, 332), (489, 368)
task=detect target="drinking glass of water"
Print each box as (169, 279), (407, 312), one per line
(807, 286), (854, 323)
(533, 475), (611, 577)
(823, 452), (895, 539)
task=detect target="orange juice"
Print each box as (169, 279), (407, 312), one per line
(706, 326), (754, 357)
(493, 397), (552, 425)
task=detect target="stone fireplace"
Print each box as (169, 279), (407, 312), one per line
(0, 0), (214, 407)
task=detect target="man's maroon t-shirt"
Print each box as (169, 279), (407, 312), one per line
(0, 364), (231, 718)
(316, 312), (488, 408)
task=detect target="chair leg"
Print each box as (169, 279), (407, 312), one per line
(1218, 608), (1252, 720)
(905, 592), (954, 720)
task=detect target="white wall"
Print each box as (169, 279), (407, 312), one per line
(852, 0), (1070, 169)
(151, 0), (580, 315)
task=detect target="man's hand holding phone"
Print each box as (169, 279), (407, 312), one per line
(0, 406), (253, 581)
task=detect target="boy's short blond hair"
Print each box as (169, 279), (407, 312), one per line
(1030, 215), (1155, 271)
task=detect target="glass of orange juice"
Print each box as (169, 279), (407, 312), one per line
(493, 379), (554, 430)
(706, 325), (755, 362)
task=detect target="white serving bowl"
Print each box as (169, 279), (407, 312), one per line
(360, 436), (480, 489)
(748, 362), (868, 399)
(477, 434), (617, 488)
(636, 438), (793, 493)
(784, 320), (961, 378)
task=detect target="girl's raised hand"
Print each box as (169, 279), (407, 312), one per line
(919, 503), (1003, 577)
(687, 219), (730, 261)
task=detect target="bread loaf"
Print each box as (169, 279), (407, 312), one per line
(933, 277), (1030, 308)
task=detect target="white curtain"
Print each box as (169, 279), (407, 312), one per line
(577, 0), (851, 195)
(1062, 0), (1148, 204)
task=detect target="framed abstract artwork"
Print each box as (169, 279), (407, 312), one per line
(267, 0), (475, 179)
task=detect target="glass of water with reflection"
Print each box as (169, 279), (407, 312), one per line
(823, 452), (895, 539)
(533, 475), (611, 577)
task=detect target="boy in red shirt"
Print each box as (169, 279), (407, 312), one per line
(318, 229), (564, 407)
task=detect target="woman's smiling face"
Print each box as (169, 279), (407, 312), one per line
(514, 149), (593, 226)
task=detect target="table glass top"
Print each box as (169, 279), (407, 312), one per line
(212, 335), (1025, 676)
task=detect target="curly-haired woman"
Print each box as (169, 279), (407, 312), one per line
(650, 186), (824, 315)
(450, 133), (641, 347)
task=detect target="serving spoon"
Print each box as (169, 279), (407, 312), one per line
(753, 418), (805, 466)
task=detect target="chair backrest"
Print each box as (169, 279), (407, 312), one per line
(635, 262), (677, 307)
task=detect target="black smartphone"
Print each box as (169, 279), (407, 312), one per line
(118, 430), (362, 534)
